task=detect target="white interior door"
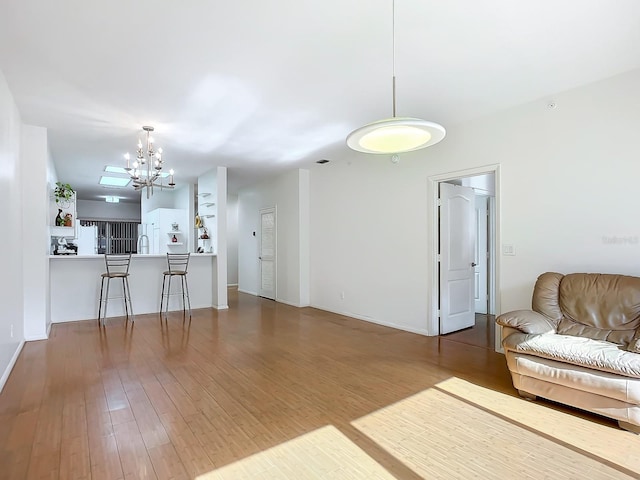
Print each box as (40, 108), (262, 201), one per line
(259, 207), (276, 299)
(474, 195), (488, 314)
(439, 183), (475, 334)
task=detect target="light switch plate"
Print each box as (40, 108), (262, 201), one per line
(502, 244), (516, 256)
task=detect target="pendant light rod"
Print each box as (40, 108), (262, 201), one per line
(392, 0), (396, 118)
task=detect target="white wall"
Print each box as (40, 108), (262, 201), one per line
(310, 69), (640, 335)
(238, 169), (310, 307)
(0, 70), (25, 390)
(21, 125), (50, 341)
(77, 199), (141, 222)
(227, 194), (239, 285)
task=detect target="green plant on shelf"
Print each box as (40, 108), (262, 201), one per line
(54, 181), (75, 206)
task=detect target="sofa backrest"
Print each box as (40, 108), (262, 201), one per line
(533, 272), (640, 344)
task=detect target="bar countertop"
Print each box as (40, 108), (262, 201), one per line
(49, 252), (217, 322)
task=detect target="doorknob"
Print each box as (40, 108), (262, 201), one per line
(259, 256), (262, 260)
(471, 262), (477, 267)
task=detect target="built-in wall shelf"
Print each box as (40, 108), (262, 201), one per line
(203, 214), (215, 218)
(201, 202), (215, 207)
(167, 242), (184, 246)
(167, 231), (183, 235)
(197, 192), (211, 197)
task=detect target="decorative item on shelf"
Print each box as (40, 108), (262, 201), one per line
(171, 234), (178, 243)
(172, 222), (179, 231)
(54, 182), (75, 208)
(195, 213), (202, 229)
(345, 0), (446, 155)
(124, 125), (175, 199)
(55, 208), (64, 226)
(199, 228), (209, 239)
(64, 213), (73, 227)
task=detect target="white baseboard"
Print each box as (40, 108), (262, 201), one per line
(24, 334), (48, 341)
(215, 304), (229, 310)
(0, 340), (25, 393)
(309, 303), (431, 337)
(237, 288), (257, 296)
(275, 298), (310, 308)
(227, 283), (238, 288)
(275, 297), (300, 307)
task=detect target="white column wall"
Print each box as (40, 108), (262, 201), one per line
(227, 194), (239, 286)
(0, 70), (24, 391)
(198, 167), (228, 309)
(214, 167), (228, 308)
(309, 69), (640, 335)
(21, 125), (50, 341)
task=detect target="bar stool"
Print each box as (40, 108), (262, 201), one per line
(160, 253), (192, 320)
(98, 253), (134, 326)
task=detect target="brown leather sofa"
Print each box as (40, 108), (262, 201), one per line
(496, 272), (640, 433)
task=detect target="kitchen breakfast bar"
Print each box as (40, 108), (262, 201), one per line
(50, 253), (219, 323)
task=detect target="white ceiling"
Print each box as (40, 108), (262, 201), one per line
(1, 0), (639, 202)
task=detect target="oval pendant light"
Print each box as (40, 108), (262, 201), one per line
(346, 0), (446, 154)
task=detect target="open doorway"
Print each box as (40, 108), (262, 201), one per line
(428, 166), (500, 350)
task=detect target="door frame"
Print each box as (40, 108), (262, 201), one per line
(427, 164), (502, 351)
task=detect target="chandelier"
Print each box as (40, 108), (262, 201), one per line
(125, 126), (175, 198)
(346, 0), (446, 154)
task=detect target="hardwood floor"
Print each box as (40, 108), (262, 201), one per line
(0, 290), (638, 479)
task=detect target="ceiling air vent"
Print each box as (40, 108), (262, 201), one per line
(316, 159), (329, 164)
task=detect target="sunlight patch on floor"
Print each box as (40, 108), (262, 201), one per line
(195, 425), (395, 480)
(352, 377), (640, 479)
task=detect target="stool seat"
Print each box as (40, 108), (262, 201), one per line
(101, 272), (129, 278)
(160, 253), (191, 320)
(98, 253), (134, 326)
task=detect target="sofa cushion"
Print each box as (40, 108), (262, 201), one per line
(502, 332), (640, 379)
(532, 272), (565, 324)
(559, 273), (640, 331)
(557, 317), (636, 346)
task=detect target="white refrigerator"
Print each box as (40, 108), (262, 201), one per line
(76, 225), (98, 255)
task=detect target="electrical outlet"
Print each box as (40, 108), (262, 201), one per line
(340, 291), (345, 300)
(10, 324), (13, 338)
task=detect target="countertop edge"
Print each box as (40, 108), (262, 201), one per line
(50, 253), (216, 259)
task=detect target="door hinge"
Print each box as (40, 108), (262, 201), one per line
(437, 254), (441, 262)
(437, 309), (441, 318)
(437, 198), (442, 207)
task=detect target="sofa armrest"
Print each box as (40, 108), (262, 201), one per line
(496, 310), (557, 335)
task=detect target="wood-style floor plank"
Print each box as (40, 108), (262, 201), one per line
(1, 289), (638, 479)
